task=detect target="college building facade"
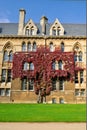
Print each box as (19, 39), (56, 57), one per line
(0, 9), (86, 103)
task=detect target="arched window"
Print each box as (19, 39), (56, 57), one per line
(33, 42), (37, 51)
(29, 62), (34, 70)
(52, 61), (55, 70)
(52, 29), (56, 35)
(50, 42), (54, 52)
(58, 60), (62, 70)
(74, 52), (78, 62)
(23, 62), (29, 70)
(27, 42), (32, 51)
(1, 69), (6, 82)
(25, 27), (30, 36)
(61, 42), (64, 52)
(79, 51), (82, 61)
(22, 42), (26, 51)
(3, 51), (8, 62)
(73, 43), (82, 62)
(59, 98), (64, 104)
(9, 51), (13, 62)
(31, 28), (34, 35)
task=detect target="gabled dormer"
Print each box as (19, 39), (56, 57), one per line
(23, 19), (38, 36)
(50, 18), (64, 36)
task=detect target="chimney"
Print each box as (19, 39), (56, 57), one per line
(40, 16), (48, 35)
(18, 9), (26, 35)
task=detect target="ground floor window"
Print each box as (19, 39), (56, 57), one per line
(52, 98), (56, 104)
(1, 69), (12, 83)
(21, 77), (34, 91)
(59, 80), (64, 90)
(75, 89), (85, 96)
(75, 89), (79, 96)
(80, 89), (85, 96)
(52, 77), (64, 91)
(59, 98), (64, 104)
(0, 88), (10, 96)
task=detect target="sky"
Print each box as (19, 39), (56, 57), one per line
(0, 0), (86, 24)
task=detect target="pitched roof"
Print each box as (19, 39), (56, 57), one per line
(0, 23), (86, 36)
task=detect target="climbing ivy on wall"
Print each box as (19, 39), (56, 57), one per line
(12, 46), (84, 103)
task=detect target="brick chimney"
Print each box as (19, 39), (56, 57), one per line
(18, 9), (26, 35)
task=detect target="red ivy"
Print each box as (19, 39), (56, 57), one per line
(12, 47), (84, 96)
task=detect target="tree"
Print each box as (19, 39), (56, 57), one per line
(12, 46), (84, 103)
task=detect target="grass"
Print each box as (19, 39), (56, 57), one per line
(0, 103), (86, 122)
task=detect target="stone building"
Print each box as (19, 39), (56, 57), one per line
(0, 9), (86, 103)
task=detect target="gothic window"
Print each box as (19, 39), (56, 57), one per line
(61, 42), (64, 52)
(52, 61), (55, 70)
(33, 42), (37, 52)
(52, 78), (56, 90)
(80, 89), (85, 96)
(25, 28), (30, 36)
(21, 78), (34, 91)
(31, 28), (34, 35)
(28, 79), (34, 90)
(3, 51), (8, 62)
(22, 42), (26, 51)
(79, 51), (82, 61)
(59, 80), (64, 90)
(23, 62), (29, 70)
(52, 29), (56, 35)
(29, 62), (34, 70)
(80, 71), (84, 83)
(9, 51), (13, 62)
(1, 69), (6, 82)
(6, 88), (10, 96)
(7, 69), (12, 82)
(74, 53), (78, 62)
(73, 44), (82, 62)
(75, 72), (78, 83)
(0, 88), (5, 96)
(21, 77), (27, 90)
(59, 98), (64, 104)
(50, 42), (54, 52)
(27, 42), (32, 51)
(75, 89), (79, 96)
(58, 60), (62, 70)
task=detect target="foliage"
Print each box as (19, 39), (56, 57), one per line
(12, 47), (84, 102)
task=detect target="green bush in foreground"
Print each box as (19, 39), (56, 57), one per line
(0, 104), (86, 122)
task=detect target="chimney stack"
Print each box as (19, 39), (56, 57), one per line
(18, 9), (26, 35)
(40, 16), (48, 35)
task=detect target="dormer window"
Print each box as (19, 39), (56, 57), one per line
(24, 19), (38, 36)
(50, 19), (64, 36)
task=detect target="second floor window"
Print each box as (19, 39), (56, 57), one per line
(61, 42), (64, 52)
(22, 42), (26, 51)
(58, 60), (63, 70)
(3, 51), (8, 62)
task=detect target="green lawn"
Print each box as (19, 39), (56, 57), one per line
(0, 104), (86, 122)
